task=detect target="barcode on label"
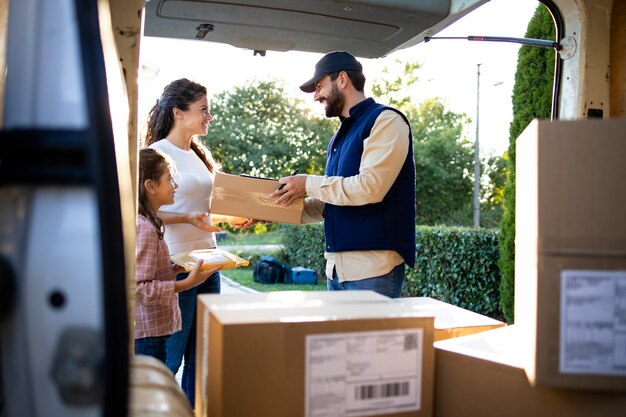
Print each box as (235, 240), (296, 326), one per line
(404, 333), (418, 351)
(354, 381), (410, 401)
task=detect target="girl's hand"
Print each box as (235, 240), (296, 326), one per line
(188, 211), (222, 232)
(189, 260), (221, 285)
(172, 263), (186, 275)
(176, 260), (221, 292)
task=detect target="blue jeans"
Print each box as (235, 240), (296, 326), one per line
(135, 335), (169, 365)
(327, 264), (405, 298)
(166, 270), (220, 407)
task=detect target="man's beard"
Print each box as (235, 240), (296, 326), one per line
(324, 83), (345, 118)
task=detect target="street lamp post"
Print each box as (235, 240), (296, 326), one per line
(473, 63), (481, 229)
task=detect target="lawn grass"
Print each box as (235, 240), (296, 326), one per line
(224, 267), (326, 292)
(220, 229), (325, 292)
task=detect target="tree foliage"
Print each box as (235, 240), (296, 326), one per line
(412, 99), (474, 225)
(371, 60), (474, 225)
(480, 152), (508, 229)
(202, 80), (336, 178)
(499, 5), (555, 322)
(371, 60), (421, 109)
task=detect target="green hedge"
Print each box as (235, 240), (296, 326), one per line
(280, 223), (327, 275)
(404, 226), (502, 320)
(279, 223), (502, 320)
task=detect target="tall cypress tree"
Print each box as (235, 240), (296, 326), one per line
(499, 5), (555, 322)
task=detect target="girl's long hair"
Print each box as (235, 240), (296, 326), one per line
(138, 148), (172, 240)
(144, 78), (219, 173)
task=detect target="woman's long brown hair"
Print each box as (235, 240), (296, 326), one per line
(144, 78), (218, 173)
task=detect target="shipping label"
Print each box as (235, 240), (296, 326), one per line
(305, 328), (423, 417)
(560, 270), (626, 375)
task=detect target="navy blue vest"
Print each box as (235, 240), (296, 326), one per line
(323, 98), (416, 268)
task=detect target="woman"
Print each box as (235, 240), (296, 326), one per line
(145, 78), (249, 407)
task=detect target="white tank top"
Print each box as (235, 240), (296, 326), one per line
(150, 139), (217, 254)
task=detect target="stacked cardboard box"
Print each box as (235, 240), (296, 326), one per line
(397, 297), (506, 341)
(515, 119), (626, 391)
(196, 291), (435, 417)
(434, 326), (626, 417)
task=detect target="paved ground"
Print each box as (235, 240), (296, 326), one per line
(218, 244), (282, 252)
(220, 274), (257, 294)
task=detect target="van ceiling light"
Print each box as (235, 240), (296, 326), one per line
(195, 23), (214, 39)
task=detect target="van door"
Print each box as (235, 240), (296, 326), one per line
(0, 0), (131, 416)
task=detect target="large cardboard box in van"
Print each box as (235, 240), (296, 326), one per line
(210, 172), (303, 224)
(397, 297), (506, 341)
(515, 250), (626, 391)
(198, 290), (391, 312)
(196, 291), (434, 417)
(434, 326), (626, 417)
(515, 119), (626, 391)
(515, 118), (626, 255)
(195, 291), (392, 416)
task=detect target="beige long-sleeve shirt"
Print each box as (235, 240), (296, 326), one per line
(302, 109), (410, 282)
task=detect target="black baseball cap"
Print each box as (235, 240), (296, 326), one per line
(299, 51), (363, 93)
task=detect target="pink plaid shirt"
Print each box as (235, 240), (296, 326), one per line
(135, 215), (182, 339)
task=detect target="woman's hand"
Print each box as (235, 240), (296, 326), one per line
(212, 214), (256, 230)
(227, 216), (255, 230)
(187, 211), (223, 232)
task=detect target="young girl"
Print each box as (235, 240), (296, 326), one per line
(134, 148), (220, 364)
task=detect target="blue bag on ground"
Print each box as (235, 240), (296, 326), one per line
(253, 256), (290, 284)
(290, 267), (318, 285)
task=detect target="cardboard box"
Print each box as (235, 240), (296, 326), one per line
(198, 290), (391, 311)
(516, 118), (626, 255)
(515, 119), (626, 391)
(196, 291), (434, 417)
(434, 326), (626, 417)
(195, 289), (394, 417)
(211, 172), (303, 224)
(515, 251), (626, 391)
(397, 297), (506, 341)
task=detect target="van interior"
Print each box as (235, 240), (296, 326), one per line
(0, 0), (624, 416)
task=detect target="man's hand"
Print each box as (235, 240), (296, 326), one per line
(270, 174), (307, 206)
(187, 211), (223, 232)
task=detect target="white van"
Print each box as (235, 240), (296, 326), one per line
(0, 1), (623, 416)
